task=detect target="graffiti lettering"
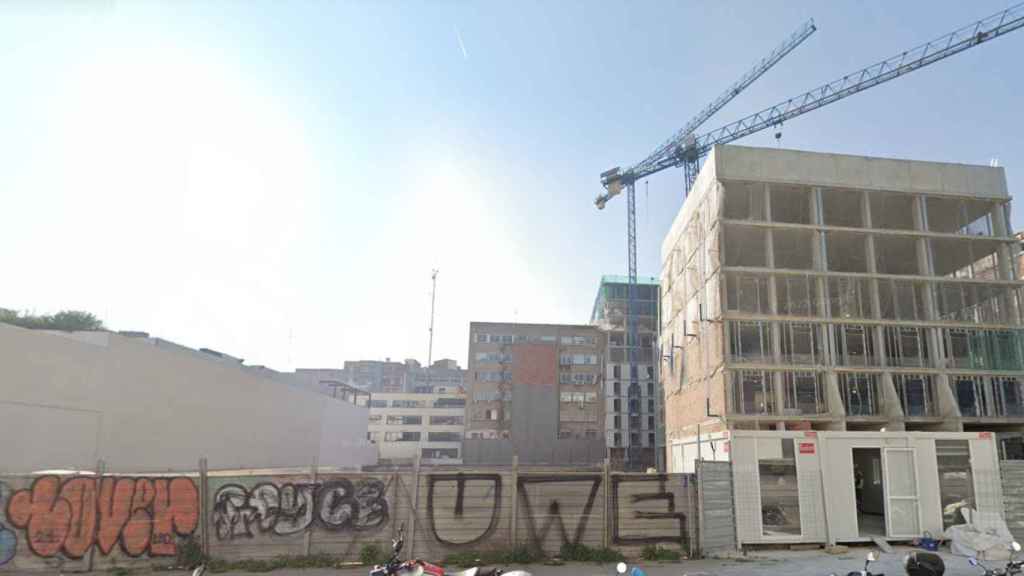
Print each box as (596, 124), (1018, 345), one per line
(4, 476), (198, 558)
(610, 475), (688, 545)
(517, 475), (601, 550)
(211, 478), (389, 540)
(426, 473), (502, 546)
(0, 482), (16, 566)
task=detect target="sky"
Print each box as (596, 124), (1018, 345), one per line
(2, 0), (1022, 371)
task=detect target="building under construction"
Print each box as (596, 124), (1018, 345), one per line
(590, 275), (664, 471)
(662, 144), (1024, 464)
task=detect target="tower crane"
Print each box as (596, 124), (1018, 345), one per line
(594, 17), (817, 423)
(596, 2), (1024, 442)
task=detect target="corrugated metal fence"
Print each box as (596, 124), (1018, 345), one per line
(0, 460), (727, 572)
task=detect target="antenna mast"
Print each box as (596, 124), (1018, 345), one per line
(428, 269), (438, 368)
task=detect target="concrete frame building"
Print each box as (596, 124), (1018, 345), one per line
(660, 145), (1024, 472)
(591, 275), (664, 471)
(366, 391), (466, 466)
(463, 322), (606, 465)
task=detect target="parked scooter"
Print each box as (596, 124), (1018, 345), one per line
(615, 561), (647, 576)
(369, 525), (532, 576)
(904, 550), (944, 576)
(829, 551), (885, 576)
(968, 541), (1024, 576)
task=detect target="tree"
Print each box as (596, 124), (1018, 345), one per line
(0, 308), (105, 331)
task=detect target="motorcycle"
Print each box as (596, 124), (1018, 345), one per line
(968, 541), (1024, 576)
(370, 524), (532, 576)
(615, 561), (648, 576)
(829, 551), (884, 576)
(904, 550), (944, 576)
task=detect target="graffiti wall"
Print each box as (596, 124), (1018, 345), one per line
(2, 468), (701, 572)
(0, 475), (199, 572)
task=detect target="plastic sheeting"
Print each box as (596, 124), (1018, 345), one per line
(946, 508), (1016, 560)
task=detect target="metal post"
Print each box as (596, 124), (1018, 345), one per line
(87, 459), (105, 572)
(408, 457), (422, 558)
(510, 454), (519, 547)
(602, 458), (610, 548)
(199, 457), (209, 559)
(305, 457), (318, 556)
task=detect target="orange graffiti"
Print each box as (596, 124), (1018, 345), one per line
(6, 476), (198, 559)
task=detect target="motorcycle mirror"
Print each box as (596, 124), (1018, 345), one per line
(616, 562), (628, 574)
(867, 552), (877, 563)
(969, 558), (980, 566)
(1012, 541), (1022, 552)
(191, 566), (207, 576)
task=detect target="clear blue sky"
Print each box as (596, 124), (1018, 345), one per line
(2, 1), (1022, 370)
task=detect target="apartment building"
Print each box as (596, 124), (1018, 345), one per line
(464, 322), (606, 465)
(367, 391), (466, 465)
(590, 275), (664, 471)
(661, 145), (1024, 470)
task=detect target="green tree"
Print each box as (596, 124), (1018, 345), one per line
(0, 308), (105, 331)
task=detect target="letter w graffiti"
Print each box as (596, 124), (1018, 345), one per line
(516, 476), (601, 549)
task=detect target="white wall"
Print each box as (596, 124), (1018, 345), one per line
(0, 323), (375, 473)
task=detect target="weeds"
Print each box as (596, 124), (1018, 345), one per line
(444, 546), (542, 568)
(360, 543), (386, 566)
(176, 536), (206, 569)
(206, 554), (343, 573)
(640, 544), (681, 562)
(558, 543), (625, 563)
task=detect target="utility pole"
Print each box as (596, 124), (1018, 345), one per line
(428, 269), (438, 369)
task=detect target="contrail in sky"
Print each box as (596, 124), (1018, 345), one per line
(455, 24), (469, 60)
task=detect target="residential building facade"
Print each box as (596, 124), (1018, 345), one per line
(661, 145), (1024, 472)
(367, 391), (466, 466)
(464, 322), (606, 465)
(591, 275), (664, 471)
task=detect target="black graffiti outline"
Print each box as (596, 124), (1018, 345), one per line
(425, 473), (502, 547)
(211, 478), (390, 541)
(516, 475), (602, 550)
(610, 475), (688, 545)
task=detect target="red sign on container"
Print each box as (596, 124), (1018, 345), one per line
(799, 442), (815, 454)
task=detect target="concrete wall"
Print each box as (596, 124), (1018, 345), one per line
(0, 324), (375, 473)
(0, 467), (702, 572)
(697, 460), (737, 555)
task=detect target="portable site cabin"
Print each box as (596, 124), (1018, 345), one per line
(680, 430), (1003, 546)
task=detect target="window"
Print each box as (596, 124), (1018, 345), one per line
(422, 448), (459, 460)
(772, 229), (816, 270)
(936, 440), (974, 530)
(383, 431), (421, 442)
(429, 415), (464, 425)
(780, 322), (821, 364)
(724, 223), (768, 267)
(771, 185), (812, 224)
(475, 333), (488, 343)
(869, 192), (915, 230)
(427, 432), (461, 442)
(648, 432), (656, 446)
(646, 382), (654, 395)
(392, 399), (425, 408)
(879, 280), (928, 321)
(894, 374), (936, 417)
(832, 324), (876, 366)
(613, 382), (621, 395)
(884, 326), (930, 367)
(827, 277), (872, 319)
(952, 375), (987, 417)
(825, 232), (869, 273)
(386, 415), (422, 425)
(875, 236), (921, 275)
(724, 181), (766, 220)
(840, 373), (880, 416)
(613, 365), (621, 378)
(433, 397), (465, 408)
(725, 273), (770, 314)
(759, 438), (801, 536)
(994, 377), (1024, 417)
(631, 433), (640, 445)
(614, 415), (621, 428)
(730, 370), (775, 414)
(614, 433), (622, 447)
(647, 416), (655, 429)
(368, 414), (382, 424)
(729, 321), (773, 363)
(647, 398), (655, 412)
(777, 274), (819, 316)
(782, 371), (826, 415)
(369, 399), (388, 408)
(821, 188), (864, 227)
(613, 399), (621, 412)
